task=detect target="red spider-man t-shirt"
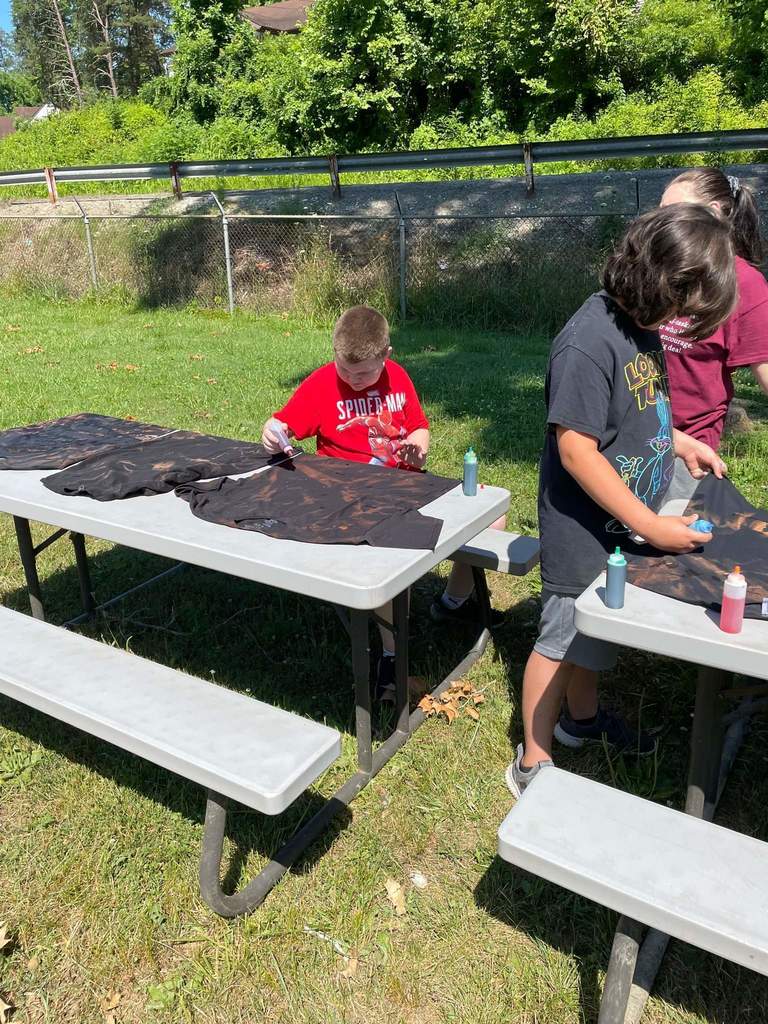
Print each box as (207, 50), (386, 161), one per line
(274, 360), (429, 468)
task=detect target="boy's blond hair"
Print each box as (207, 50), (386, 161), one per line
(332, 306), (390, 363)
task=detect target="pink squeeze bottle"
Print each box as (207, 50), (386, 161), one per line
(720, 565), (747, 634)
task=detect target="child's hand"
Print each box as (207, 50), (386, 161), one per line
(398, 442), (426, 469)
(644, 514), (713, 553)
(262, 418), (293, 454)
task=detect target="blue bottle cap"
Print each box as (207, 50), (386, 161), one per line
(691, 519), (714, 534)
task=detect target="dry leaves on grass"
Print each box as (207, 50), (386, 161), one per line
(5, 324), (20, 332)
(96, 362), (140, 373)
(190, 353), (205, 361)
(99, 989), (122, 1023)
(21, 345), (44, 355)
(384, 878), (406, 916)
(417, 680), (485, 723)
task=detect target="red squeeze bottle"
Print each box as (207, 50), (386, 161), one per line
(720, 565), (747, 634)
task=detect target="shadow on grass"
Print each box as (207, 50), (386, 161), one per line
(1, 539), (484, 890)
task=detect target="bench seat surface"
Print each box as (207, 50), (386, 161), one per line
(452, 529), (540, 575)
(498, 767), (768, 975)
(0, 606), (341, 814)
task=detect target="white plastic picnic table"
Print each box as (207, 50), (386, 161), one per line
(574, 490), (768, 1023)
(0, 462), (509, 913)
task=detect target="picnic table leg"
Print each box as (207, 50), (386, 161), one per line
(198, 590), (492, 918)
(70, 532), (96, 617)
(597, 916), (644, 1024)
(599, 665), (731, 1023)
(14, 516), (45, 621)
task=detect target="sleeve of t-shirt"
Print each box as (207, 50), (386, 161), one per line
(546, 344), (612, 442)
(274, 373), (321, 441)
(726, 270), (768, 368)
(400, 371), (430, 434)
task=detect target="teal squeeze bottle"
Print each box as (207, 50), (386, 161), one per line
(463, 447), (478, 496)
(605, 546), (627, 609)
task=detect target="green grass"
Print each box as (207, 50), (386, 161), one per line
(1, 298), (768, 1023)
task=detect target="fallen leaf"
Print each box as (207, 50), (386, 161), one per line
(22, 345), (44, 354)
(190, 354), (204, 361)
(125, 416), (136, 421)
(99, 990), (121, 1014)
(194, 410), (213, 420)
(466, 707), (480, 721)
(0, 924), (12, 954)
(442, 705), (458, 723)
(339, 954), (358, 978)
(5, 324), (20, 332)
(143, 323), (154, 329)
(124, 364), (139, 372)
(27, 955), (40, 971)
(206, 378), (218, 385)
(385, 878), (406, 916)
(0, 994), (13, 1023)
(409, 871), (428, 889)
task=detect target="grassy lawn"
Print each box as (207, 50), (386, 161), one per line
(1, 298), (768, 1024)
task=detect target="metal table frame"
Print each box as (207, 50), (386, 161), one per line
(9, 511), (495, 918)
(574, 582), (766, 1024)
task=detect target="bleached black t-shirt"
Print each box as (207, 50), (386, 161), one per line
(539, 292), (675, 594)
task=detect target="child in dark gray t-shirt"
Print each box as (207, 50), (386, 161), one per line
(507, 205), (738, 798)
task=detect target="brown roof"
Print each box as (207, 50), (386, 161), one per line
(13, 106), (43, 119)
(241, 0), (314, 33)
(0, 116), (16, 140)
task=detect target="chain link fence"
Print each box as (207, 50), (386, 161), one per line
(0, 203), (632, 331)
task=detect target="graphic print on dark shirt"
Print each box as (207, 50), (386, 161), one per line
(538, 292), (675, 594)
(175, 455), (458, 549)
(0, 412), (171, 470)
(626, 474), (768, 618)
(43, 431), (278, 500)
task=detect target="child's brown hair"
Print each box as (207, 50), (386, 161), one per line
(603, 204), (737, 341)
(669, 166), (763, 267)
(332, 306), (390, 363)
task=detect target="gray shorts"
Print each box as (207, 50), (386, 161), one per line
(534, 588), (618, 671)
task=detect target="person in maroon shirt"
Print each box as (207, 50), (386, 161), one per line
(659, 167), (768, 453)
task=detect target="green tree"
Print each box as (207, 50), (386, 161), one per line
(727, 0), (768, 103)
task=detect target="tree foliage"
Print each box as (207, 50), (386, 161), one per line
(11, 0), (171, 104)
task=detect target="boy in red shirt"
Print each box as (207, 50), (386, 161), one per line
(261, 305), (430, 698)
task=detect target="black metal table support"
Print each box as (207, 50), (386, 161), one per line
(198, 577), (492, 918)
(597, 667), (732, 1024)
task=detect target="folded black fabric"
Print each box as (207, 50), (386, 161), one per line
(0, 412), (171, 470)
(175, 455), (458, 549)
(626, 474), (768, 619)
(43, 431), (277, 500)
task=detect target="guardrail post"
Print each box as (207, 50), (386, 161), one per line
(73, 197), (98, 291)
(170, 162), (182, 200)
(211, 192), (235, 315)
(44, 167), (58, 204)
(328, 155), (341, 198)
(523, 143), (534, 196)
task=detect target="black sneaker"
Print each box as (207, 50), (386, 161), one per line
(554, 707), (657, 756)
(429, 595), (505, 628)
(375, 654), (396, 703)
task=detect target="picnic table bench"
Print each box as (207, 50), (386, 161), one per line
(0, 457), (538, 916)
(497, 466), (768, 1021)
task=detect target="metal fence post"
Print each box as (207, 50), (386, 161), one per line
(394, 192), (407, 321)
(72, 197), (98, 291)
(210, 192), (235, 315)
(523, 143), (535, 196)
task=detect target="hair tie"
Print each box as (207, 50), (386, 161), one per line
(727, 174), (741, 196)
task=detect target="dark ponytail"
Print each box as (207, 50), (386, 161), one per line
(668, 167), (763, 267)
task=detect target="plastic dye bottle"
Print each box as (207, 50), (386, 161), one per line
(605, 546), (627, 609)
(691, 519), (714, 534)
(720, 565), (747, 634)
(463, 447), (478, 496)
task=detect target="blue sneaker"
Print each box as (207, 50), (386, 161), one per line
(554, 707), (656, 756)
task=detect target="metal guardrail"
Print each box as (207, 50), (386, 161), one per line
(0, 128), (766, 202)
